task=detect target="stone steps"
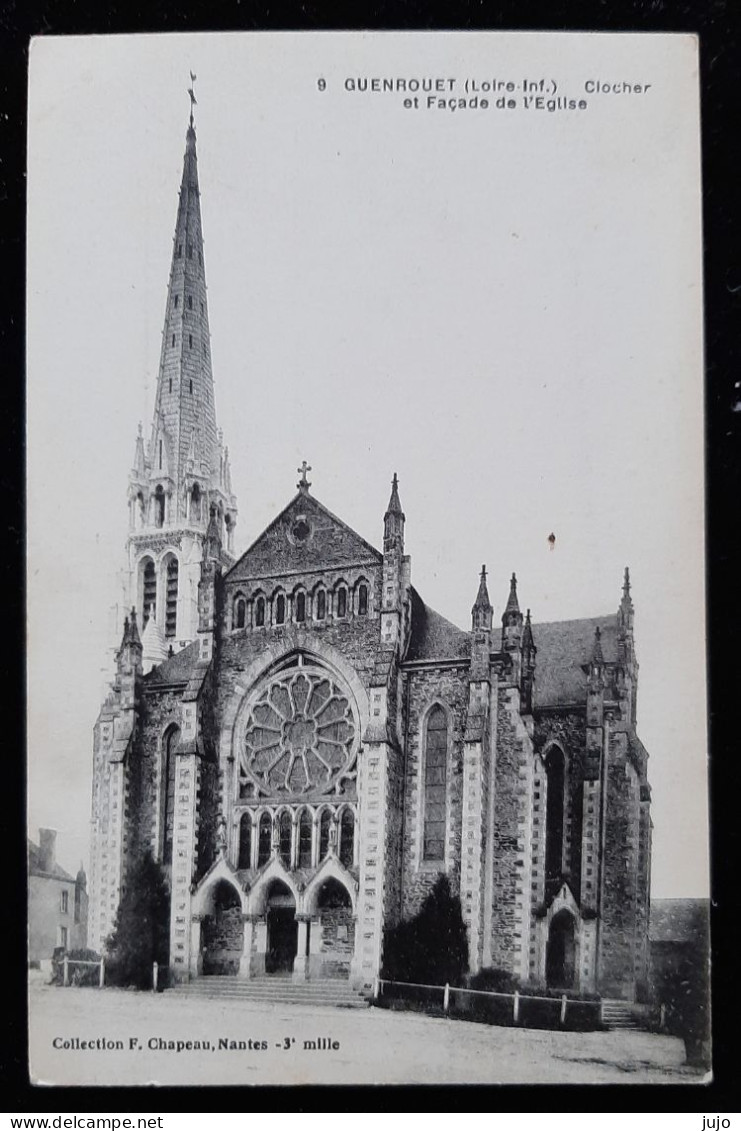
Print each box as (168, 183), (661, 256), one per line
(167, 976), (370, 1009)
(600, 999), (646, 1030)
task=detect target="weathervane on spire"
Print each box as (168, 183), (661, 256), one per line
(188, 71), (197, 127)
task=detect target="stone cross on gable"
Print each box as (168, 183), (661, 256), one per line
(297, 461), (312, 492)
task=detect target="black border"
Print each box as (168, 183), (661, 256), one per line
(5, 0), (739, 1112)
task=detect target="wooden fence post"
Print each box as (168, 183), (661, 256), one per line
(443, 983), (450, 1013)
(153, 961), (158, 993)
(63, 956), (69, 987)
(99, 957), (105, 988)
(513, 990), (519, 1024)
(560, 994), (568, 1025)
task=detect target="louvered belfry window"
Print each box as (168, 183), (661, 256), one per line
(422, 706), (448, 862)
(165, 557), (178, 638)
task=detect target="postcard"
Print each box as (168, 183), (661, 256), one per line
(26, 30), (708, 1086)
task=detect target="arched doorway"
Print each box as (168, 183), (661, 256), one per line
(546, 909), (576, 989)
(201, 881), (243, 976)
(315, 878), (354, 980)
(265, 881), (298, 975)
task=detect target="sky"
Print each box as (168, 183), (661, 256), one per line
(26, 32), (707, 897)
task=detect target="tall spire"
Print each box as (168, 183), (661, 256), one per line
(119, 96), (238, 656)
(149, 100), (220, 498)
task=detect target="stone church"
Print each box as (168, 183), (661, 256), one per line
(89, 110), (652, 1001)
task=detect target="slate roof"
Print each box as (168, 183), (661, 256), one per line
(28, 840), (75, 883)
(406, 588), (471, 662)
(530, 614), (619, 708)
(145, 639), (201, 686)
(650, 898), (710, 943)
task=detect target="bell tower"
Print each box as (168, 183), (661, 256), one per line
(121, 86), (238, 667)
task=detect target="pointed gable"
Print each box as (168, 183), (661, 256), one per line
(227, 491), (382, 583)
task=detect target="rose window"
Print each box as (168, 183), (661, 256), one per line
(241, 669), (357, 796)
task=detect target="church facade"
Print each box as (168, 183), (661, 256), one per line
(89, 113), (652, 1001)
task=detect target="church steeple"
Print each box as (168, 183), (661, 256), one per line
(149, 107), (220, 504)
(120, 95), (239, 656)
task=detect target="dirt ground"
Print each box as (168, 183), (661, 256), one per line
(28, 977), (703, 1087)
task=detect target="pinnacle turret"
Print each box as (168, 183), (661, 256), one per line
(503, 572), (521, 617)
(471, 565), (493, 632)
(590, 625), (605, 667)
(501, 572), (524, 652)
(385, 472), (404, 518)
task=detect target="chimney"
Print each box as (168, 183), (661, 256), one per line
(39, 827), (57, 872)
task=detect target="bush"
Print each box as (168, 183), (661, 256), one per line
(381, 875), (468, 987)
(468, 967), (519, 994)
(105, 852), (170, 990)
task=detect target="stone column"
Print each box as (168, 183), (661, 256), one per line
(253, 918), (268, 976)
(239, 915), (255, 978)
(293, 916), (310, 982)
(189, 915), (204, 978)
(308, 914), (323, 979)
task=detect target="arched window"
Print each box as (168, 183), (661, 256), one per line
(298, 810), (312, 868)
(545, 748), (566, 896)
(422, 706), (448, 862)
(136, 492), (145, 529)
(319, 810), (332, 860)
(357, 583), (368, 616)
(278, 811), (292, 866)
(154, 485), (165, 528)
(257, 812), (272, 867)
(165, 556), (178, 639)
(254, 596), (266, 628)
(190, 484), (201, 524)
(315, 590), (326, 620)
(336, 586), (347, 618)
(295, 592), (306, 623)
(339, 809), (355, 867)
(162, 727), (180, 866)
(238, 813), (252, 869)
(275, 594), (286, 626)
(142, 558), (156, 626)
(234, 595), (246, 630)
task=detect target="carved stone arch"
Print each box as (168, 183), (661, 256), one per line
(248, 859), (302, 916)
(303, 858), (358, 917)
(191, 858), (248, 917)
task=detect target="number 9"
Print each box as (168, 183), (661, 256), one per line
(317, 78), (326, 91)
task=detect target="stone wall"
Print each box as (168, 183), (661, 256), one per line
(399, 665), (469, 918)
(488, 686), (534, 978)
(318, 906), (354, 978)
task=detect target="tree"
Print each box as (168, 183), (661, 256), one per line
(382, 874), (469, 986)
(105, 851), (170, 989)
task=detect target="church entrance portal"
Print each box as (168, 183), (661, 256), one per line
(265, 882), (298, 975)
(201, 881), (243, 976)
(546, 909), (576, 989)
